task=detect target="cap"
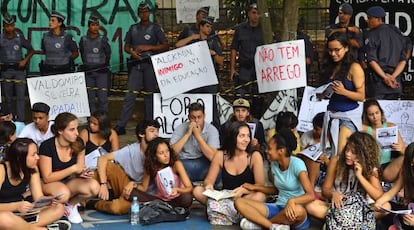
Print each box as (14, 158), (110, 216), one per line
(197, 6), (210, 15)
(339, 3), (353, 15)
(367, 6), (386, 18)
(88, 14), (99, 24)
(32, 102), (50, 114)
(138, 2), (151, 11)
(233, 98), (250, 109)
(247, 3), (258, 12)
(50, 11), (65, 21)
(2, 12), (16, 24)
(200, 16), (215, 25)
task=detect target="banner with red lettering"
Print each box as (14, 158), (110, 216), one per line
(255, 40), (307, 93)
(151, 41), (218, 99)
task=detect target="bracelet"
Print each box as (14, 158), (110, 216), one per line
(100, 182), (107, 185)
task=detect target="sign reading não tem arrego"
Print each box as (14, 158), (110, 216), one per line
(151, 41), (218, 99)
(27, 72), (91, 120)
(255, 40), (307, 93)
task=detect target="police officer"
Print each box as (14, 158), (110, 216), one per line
(79, 14), (111, 113)
(114, 2), (169, 135)
(0, 13), (35, 122)
(230, 3), (264, 119)
(40, 11), (78, 76)
(365, 6), (407, 99)
(177, 6), (209, 40)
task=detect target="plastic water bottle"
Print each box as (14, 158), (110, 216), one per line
(130, 196), (139, 225)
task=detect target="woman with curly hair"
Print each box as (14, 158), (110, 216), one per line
(306, 131), (384, 219)
(375, 143), (414, 229)
(134, 137), (193, 208)
(362, 98), (405, 182)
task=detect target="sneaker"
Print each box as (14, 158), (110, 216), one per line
(240, 218), (261, 230)
(270, 223), (290, 230)
(64, 204), (83, 224)
(388, 225), (401, 230)
(114, 126), (126, 135)
(47, 219), (72, 230)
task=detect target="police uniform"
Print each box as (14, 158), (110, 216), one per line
(116, 10), (168, 128)
(230, 21), (264, 118)
(0, 14), (33, 121)
(79, 18), (111, 113)
(365, 24), (407, 99)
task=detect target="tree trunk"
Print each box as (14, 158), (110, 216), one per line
(281, 0), (299, 41)
(257, 0), (273, 44)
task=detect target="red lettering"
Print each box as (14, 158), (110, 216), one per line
(278, 45), (300, 60)
(158, 62), (184, 76)
(261, 64), (301, 82)
(258, 47), (274, 63)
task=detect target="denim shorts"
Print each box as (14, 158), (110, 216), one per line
(265, 203), (310, 230)
(339, 119), (357, 133)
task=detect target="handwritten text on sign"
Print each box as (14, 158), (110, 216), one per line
(27, 72), (90, 120)
(255, 40), (306, 93)
(175, 0), (219, 23)
(151, 41), (218, 99)
(153, 93), (213, 138)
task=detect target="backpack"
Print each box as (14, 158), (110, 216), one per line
(139, 199), (190, 225)
(326, 191), (376, 230)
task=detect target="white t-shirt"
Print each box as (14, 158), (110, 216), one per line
(19, 121), (54, 147)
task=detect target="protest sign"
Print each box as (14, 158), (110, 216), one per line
(27, 72), (90, 120)
(255, 40), (306, 93)
(216, 94), (233, 125)
(175, 0), (219, 23)
(260, 89), (298, 131)
(151, 41), (218, 99)
(297, 86), (329, 132)
(153, 93), (213, 137)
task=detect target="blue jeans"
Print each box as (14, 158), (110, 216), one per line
(181, 156), (221, 186)
(265, 203), (310, 230)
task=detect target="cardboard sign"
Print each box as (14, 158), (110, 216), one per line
(255, 40), (307, 93)
(27, 72), (90, 120)
(153, 93), (213, 138)
(151, 41), (218, 99)
(175, 0), (219, 23)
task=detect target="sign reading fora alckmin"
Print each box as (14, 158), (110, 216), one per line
(254, 40), (307, 93)
(27, 72), (90, 120)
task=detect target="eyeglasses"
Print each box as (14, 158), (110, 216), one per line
(328, 46), (344, 54)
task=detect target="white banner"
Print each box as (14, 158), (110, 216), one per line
(151, 41), (218, 99)
(27, 72), (90, 120)
(260, 89), (298, 131)
(175, 0), (219, 23)
(153, 93), (213, 138)
(216, 94), (233, 125)
(255, 40), (307, 93)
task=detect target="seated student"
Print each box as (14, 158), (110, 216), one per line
(94, 120), (160, 215)
(362, 98), (406, 182)
(193, 121), (266, 204)
(235, 128), (314, 230)
(38, 112), (100, 224)
(374, 143), (414, 230)
(170, 102), (220, 182)
(133, 137), (193, 208)
(220, 98), (266, 153)
(79, 110), (119, 155)
(299, 112), (330, 191)
(0, 121), (16, 159)
(267, 111), (301, 155)
(0, 138), (70, 229)
(19, 102), (54, 147)
(306, 132), (384, 220)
